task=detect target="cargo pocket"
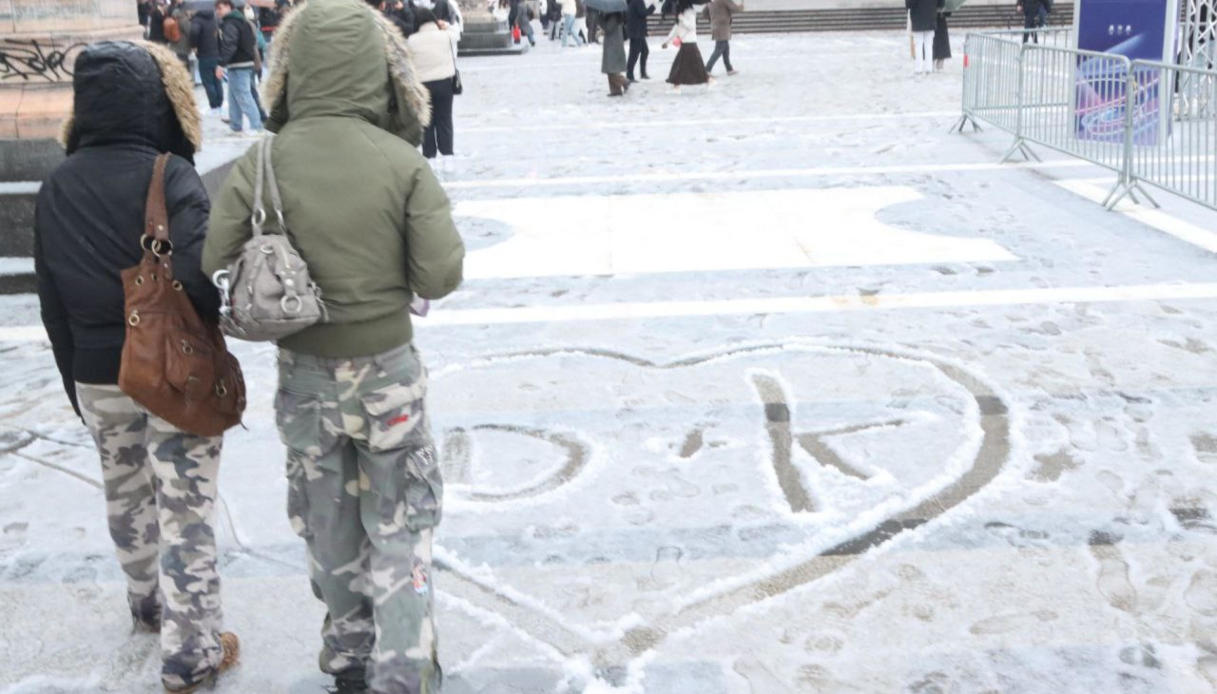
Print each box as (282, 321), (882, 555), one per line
(375, 442), (443, 534)
(360, 376), (428, 453)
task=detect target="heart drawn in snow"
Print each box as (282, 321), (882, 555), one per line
(427, 342), (1011, 676)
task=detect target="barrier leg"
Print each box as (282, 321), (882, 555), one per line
(950, 114), (983, 134)
(1000, 138), (1040, 163)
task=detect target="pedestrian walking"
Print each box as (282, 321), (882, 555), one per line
(1016, 0), (1051, 43)
(190, 6), (224, 114)
(600, 10), (629, 95)
(215, 0), (263, 135)
(663, 0), (709, 88)
(203, 1), (465, 691)
(561, 0), (585, 46)
(626, 0), (655, 81)
(408, 7), (460, 163)
(906, 0), (942, 74)
(704, 0), (741, 75)
(510, 0), (537, 46)
(586, 4), (601, 42)
(36, 39), (239, 694)
(933, 9), (951, 71)
(168, 0), (193, 68)
(149, 1), (168, 42)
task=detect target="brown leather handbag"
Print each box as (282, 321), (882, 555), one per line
(118, 154), (246, 437)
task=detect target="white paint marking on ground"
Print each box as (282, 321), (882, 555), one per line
(0, 257), (35, 275)
(459, 187), (1016, 279)
(459, 110), (961, 134)
(413, 282), (1217, 326)
(445, 159), (1094, 190)
(0, 182), (41, 195)
(8, 284), (1213, 340)
(1056, 180), (1217, 254)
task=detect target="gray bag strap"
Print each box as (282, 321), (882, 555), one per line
(251, 137), (267, 237)
(262, 139), (287, 233)
(250, 138), (286, 236)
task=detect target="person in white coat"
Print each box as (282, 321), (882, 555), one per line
(407, 7), (460, 165)
(662, 0), (709, 88)
(560, 0), (585, 46)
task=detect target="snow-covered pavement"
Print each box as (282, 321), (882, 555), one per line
(2, 30), (1217, 694)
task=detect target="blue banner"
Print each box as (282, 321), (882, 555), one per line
(1073, 0), (1178, 144)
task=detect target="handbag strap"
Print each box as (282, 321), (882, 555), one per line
(144, 153), (171, 244)
(262, 137), (287, 233)
(252, 137), (287, 236)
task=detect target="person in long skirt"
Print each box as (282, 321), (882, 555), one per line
(933, 10), (950, 71)
(663, 0), (709, 89)
(600, 10), (629, 96)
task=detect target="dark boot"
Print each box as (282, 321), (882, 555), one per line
(608, 74), (624, 96)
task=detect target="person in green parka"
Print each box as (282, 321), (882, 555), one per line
(203, 1), (464, 692)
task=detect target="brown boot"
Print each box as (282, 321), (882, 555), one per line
(608, 74), (624, 97)
(164, 632), (240, 693)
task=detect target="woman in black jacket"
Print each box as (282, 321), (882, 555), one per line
(906, 0), (943, 74)
(35, 40), (238, 693)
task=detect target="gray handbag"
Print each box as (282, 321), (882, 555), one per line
(212, 138), (325, 342)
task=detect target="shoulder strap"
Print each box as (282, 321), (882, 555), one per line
(261, 138), (287, 233)
(144, 153), (171, 242)
(252, 138), (267, 236)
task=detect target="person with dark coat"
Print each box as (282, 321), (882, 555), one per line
(509, 0), (537, 45)
(190, 8), (223, 113)
(704, 0), (742, 75)
(35, 39), (239, 693)
(138, 0), (152, 30)
(148, 1), (168, 42)
(626, 0), (654, 81)
(933, 10), (951, 70)
(216, 0), (263, 134)
(600, 11), (628, 95)
(906, 0), (943, 74)
(1016, 0), (1052, 43)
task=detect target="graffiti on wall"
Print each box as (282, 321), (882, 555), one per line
(0, 38), (86, 82)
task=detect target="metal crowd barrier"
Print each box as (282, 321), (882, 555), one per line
(956, 30), (1217, 212)
(1122, 61), (1217, 210)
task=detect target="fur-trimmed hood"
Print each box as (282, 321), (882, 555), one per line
(261, 0), (432, 145)
(60, 40), (201, 162)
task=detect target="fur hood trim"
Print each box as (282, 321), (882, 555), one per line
(262, 1), (432, 136)
(59, 40), (201, 152)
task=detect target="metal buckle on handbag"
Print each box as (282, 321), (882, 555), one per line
(141, 235), (174, 257)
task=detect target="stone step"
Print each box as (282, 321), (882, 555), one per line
(645, 2), (1075, 34)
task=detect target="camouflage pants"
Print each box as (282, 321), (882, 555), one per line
(275, 343), (442, 694)
(76, 383), (225, 691)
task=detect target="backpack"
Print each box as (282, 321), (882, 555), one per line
(164, 16), (182, 43)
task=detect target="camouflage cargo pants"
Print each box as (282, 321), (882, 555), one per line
(275, 342), (442, 694)
(76, 383), (225, 691)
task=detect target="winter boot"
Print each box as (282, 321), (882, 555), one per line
(164, 632), (240, 693)
(329, 671), (369, 693)
(607, 74), (624, 97)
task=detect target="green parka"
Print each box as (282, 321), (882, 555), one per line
(203, 0), (464, 358)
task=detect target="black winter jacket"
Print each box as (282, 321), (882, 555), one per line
(149, 6), (167, 42)
(627, 0), (655, 39)
(906, 0), (943, 32)
(36, 42), (218, 416)
(190, 9), (221, 59)
(219, 10), (258, 67)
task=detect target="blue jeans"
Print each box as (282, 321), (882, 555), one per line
(226, 67), (263, 132)
(198, 57), (223, 109)
(562, 14), (583, 47)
